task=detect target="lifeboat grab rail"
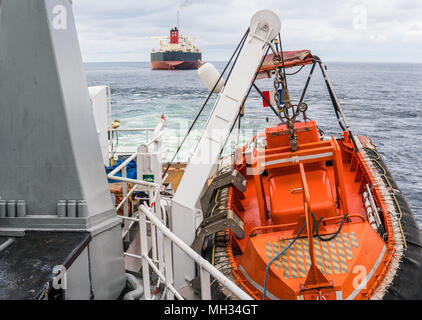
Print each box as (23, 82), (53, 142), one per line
(248, 214), (365, 238)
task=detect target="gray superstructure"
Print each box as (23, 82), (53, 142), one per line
(0, 0), (125, 299)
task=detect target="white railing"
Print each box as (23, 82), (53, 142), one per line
(106, 117), (251, 300)
(107, 120), (166, 231)
(138, 204), (253, 300)
(109, 127), (156, 160)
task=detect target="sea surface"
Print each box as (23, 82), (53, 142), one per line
(85, 61), (422, 226)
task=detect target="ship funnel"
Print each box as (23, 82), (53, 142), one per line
(198, 62), (225, 94)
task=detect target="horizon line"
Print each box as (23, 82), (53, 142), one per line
(83, 60), (422, 65)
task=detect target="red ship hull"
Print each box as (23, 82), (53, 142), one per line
(151, 60), (201, 70)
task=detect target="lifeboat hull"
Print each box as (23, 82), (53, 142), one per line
(199, 121), (422, 300)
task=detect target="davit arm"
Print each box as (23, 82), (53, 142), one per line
(170, 9), (282, 289)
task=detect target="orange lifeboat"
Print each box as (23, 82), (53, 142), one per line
(195, 51), (422, 300)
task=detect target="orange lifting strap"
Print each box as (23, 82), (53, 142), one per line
(299, 162), (331, 290)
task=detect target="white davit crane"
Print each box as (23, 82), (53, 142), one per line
(171, 9), (281, 289)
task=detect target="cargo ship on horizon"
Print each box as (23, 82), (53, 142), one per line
(151, 9), (202, 70)
(151, 25), (202, 70)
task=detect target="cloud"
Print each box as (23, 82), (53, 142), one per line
(71, 0), (422, 63)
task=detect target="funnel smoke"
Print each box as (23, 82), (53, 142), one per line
(179, 0), (196, 9)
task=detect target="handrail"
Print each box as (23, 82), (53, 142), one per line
(115, 185), (137, 211)
(248, 214), (366, 238)
(107, 128), (166, 178)
(145, 129), (166, 148)
(106, 117), (251, 300)
(124, 251), (184, 300)
(259, 146), (334, 169)
(259, 139), (333, 157)
(321, 214), (366, 224)
(107, 119), (164, 271)
(108, 153), (137, 178)
(249, 222), (297, 237)
(108, 175), (160, 190)
(140, 205), (253, 300)
(110, 128), (155, 132)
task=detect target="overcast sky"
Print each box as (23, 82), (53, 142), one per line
(72, 0), (422, 63)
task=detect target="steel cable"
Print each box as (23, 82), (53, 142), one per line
(162, 28), (250, 178)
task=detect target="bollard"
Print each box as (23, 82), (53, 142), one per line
(77, 200), (88, 217)
(7, 200), (16, 217)
(0, 200), (6, 217)
(17, 200), (26, 217)
(57, 200), (67, 217)
(67, 200), (77, 217)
